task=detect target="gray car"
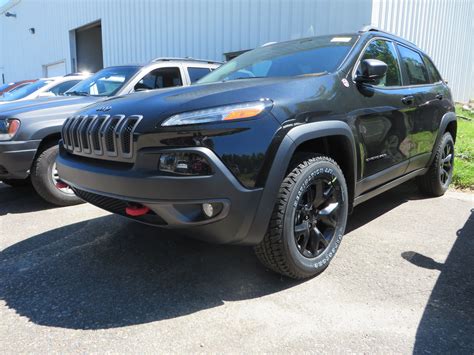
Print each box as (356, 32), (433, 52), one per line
(0, 58), (221, 205)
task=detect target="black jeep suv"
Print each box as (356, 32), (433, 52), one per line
(57, 28), (456, 279)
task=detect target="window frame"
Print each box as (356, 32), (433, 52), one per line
(122, 63), (187, 95)
(352, 36), (440, 89)
(421, 54), (443, 84)
(134, 66), (184, 92)
(394, 43), (433, 87)
(47, 79), (81, 96)
(183, 63), (219, 85)
(187, 67), (212, 83)
(351, 37), (404, 90)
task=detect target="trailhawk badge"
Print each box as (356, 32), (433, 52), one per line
(96, 106), (112, 112)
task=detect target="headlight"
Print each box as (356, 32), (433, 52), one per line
(0, 119), (21, 141)
(161, 99), (272, 126)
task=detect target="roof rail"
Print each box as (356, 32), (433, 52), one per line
(150, 57), (223, 65)
(358, 25), (393, 34)
(359, 25), (419, 47)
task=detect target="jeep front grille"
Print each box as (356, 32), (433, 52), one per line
(62, 114), (142, 161)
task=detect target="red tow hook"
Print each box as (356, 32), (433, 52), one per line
(125, 204), (150, 217)
(55, 181), (69, 189)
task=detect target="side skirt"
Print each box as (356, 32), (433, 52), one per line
(353, 168), (427, 206)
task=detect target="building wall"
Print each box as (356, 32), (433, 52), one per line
(371, 0), (474, 102)
(0, 0), (371, 80)
(0, 0), (472, 101)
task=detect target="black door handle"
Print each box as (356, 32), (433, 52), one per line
(436, 93), (443, 100)
(401, 95), (415, 105)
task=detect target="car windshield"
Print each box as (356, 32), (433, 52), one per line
(0, 80), (50, 101)
(65, 66), (140, 97)
(198, 35), (357, 84)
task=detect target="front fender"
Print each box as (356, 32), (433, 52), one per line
(241, 120), (357, 245)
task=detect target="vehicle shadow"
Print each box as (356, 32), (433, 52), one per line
(0, 183), (55, 215)
(0, 180), (460, 331)
(347, 180), (426, 233)
(403, 209), (474, 354)
(0, 214), (300, 330)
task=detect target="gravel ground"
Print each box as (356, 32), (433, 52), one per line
(0, 181), (473, 354)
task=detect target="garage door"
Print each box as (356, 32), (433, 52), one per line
(44, 61), (66, 77)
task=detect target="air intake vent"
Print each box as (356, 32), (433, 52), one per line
(62, 114), (142, 161)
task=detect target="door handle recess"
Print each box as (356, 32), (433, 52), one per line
(401, 95), (415, 105)
(435, 93), (443, 100)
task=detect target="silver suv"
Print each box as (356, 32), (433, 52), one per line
(0, 58), (221, 206)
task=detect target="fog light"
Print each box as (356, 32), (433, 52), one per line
(159, 152), (212, 176)
(202, 203), (214, 218)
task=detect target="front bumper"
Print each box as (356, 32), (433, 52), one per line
(0, 140), (41, 179)
(57, 145), (263, 245)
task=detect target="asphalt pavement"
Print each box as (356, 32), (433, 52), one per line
(0, 181), (473, 353)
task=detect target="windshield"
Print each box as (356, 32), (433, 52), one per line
(198, 35), (357, 84)
(0, 80), (50, 101)
(65, 66), (140, 97)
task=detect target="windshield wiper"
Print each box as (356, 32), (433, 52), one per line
(223, 76), (266, 82)
(66, 91), (90, 96)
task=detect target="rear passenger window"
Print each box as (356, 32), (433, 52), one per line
(423, 56), (442, 83)
(397, 45), (430, 85)
(359, 39), (401, 87)
(187, 67), (211, 83)
(134, 67), (182, 91)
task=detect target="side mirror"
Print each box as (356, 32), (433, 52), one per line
(355, 59), (388, 84)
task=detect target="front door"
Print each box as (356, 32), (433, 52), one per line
(353, 39), (411, 185)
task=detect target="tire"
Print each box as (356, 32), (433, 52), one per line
(254, 155), (349, 279)
(416, 132), (454, 197)
(30, 142), (84, 206)
(1, 178), (30, 187)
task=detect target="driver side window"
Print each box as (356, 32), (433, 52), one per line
(134, 67), (182, 92)
(359, 40), (402, 87)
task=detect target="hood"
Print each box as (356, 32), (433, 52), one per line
(78, 74), (334, 129)
(0, 96), (102, 120)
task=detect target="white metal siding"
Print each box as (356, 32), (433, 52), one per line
(371, 0), (474, 102)
(0, 0), (371, 81)
(0, 0), (472, 101)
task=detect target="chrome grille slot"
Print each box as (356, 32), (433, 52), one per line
(90, 116), (107, 153)
(61, 117), (70, 148)
(121, 116), (140, 155)
(103, 116), (123, 154)
(61, 114), (142, 162)
(78, 116), (94, 152)
(71, 116), (84, 150)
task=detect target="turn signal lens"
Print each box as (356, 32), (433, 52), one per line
(161, 100), (272, 126)
(0, 119), (21, 141)
(223, 107), (264, 120)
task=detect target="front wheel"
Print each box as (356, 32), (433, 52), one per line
(30, 142), (84, 206)
(254, 155), (349, 279)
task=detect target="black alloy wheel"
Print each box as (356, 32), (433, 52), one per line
(294, 176), (341, 258)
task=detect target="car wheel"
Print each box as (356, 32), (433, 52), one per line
(254, 155), (349, 279)
(1, 178), (30, 187)
(30, 142), (84, 206)
(416, 132), (454, 197)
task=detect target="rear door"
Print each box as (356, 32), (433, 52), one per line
(396, 44), (446, 170)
